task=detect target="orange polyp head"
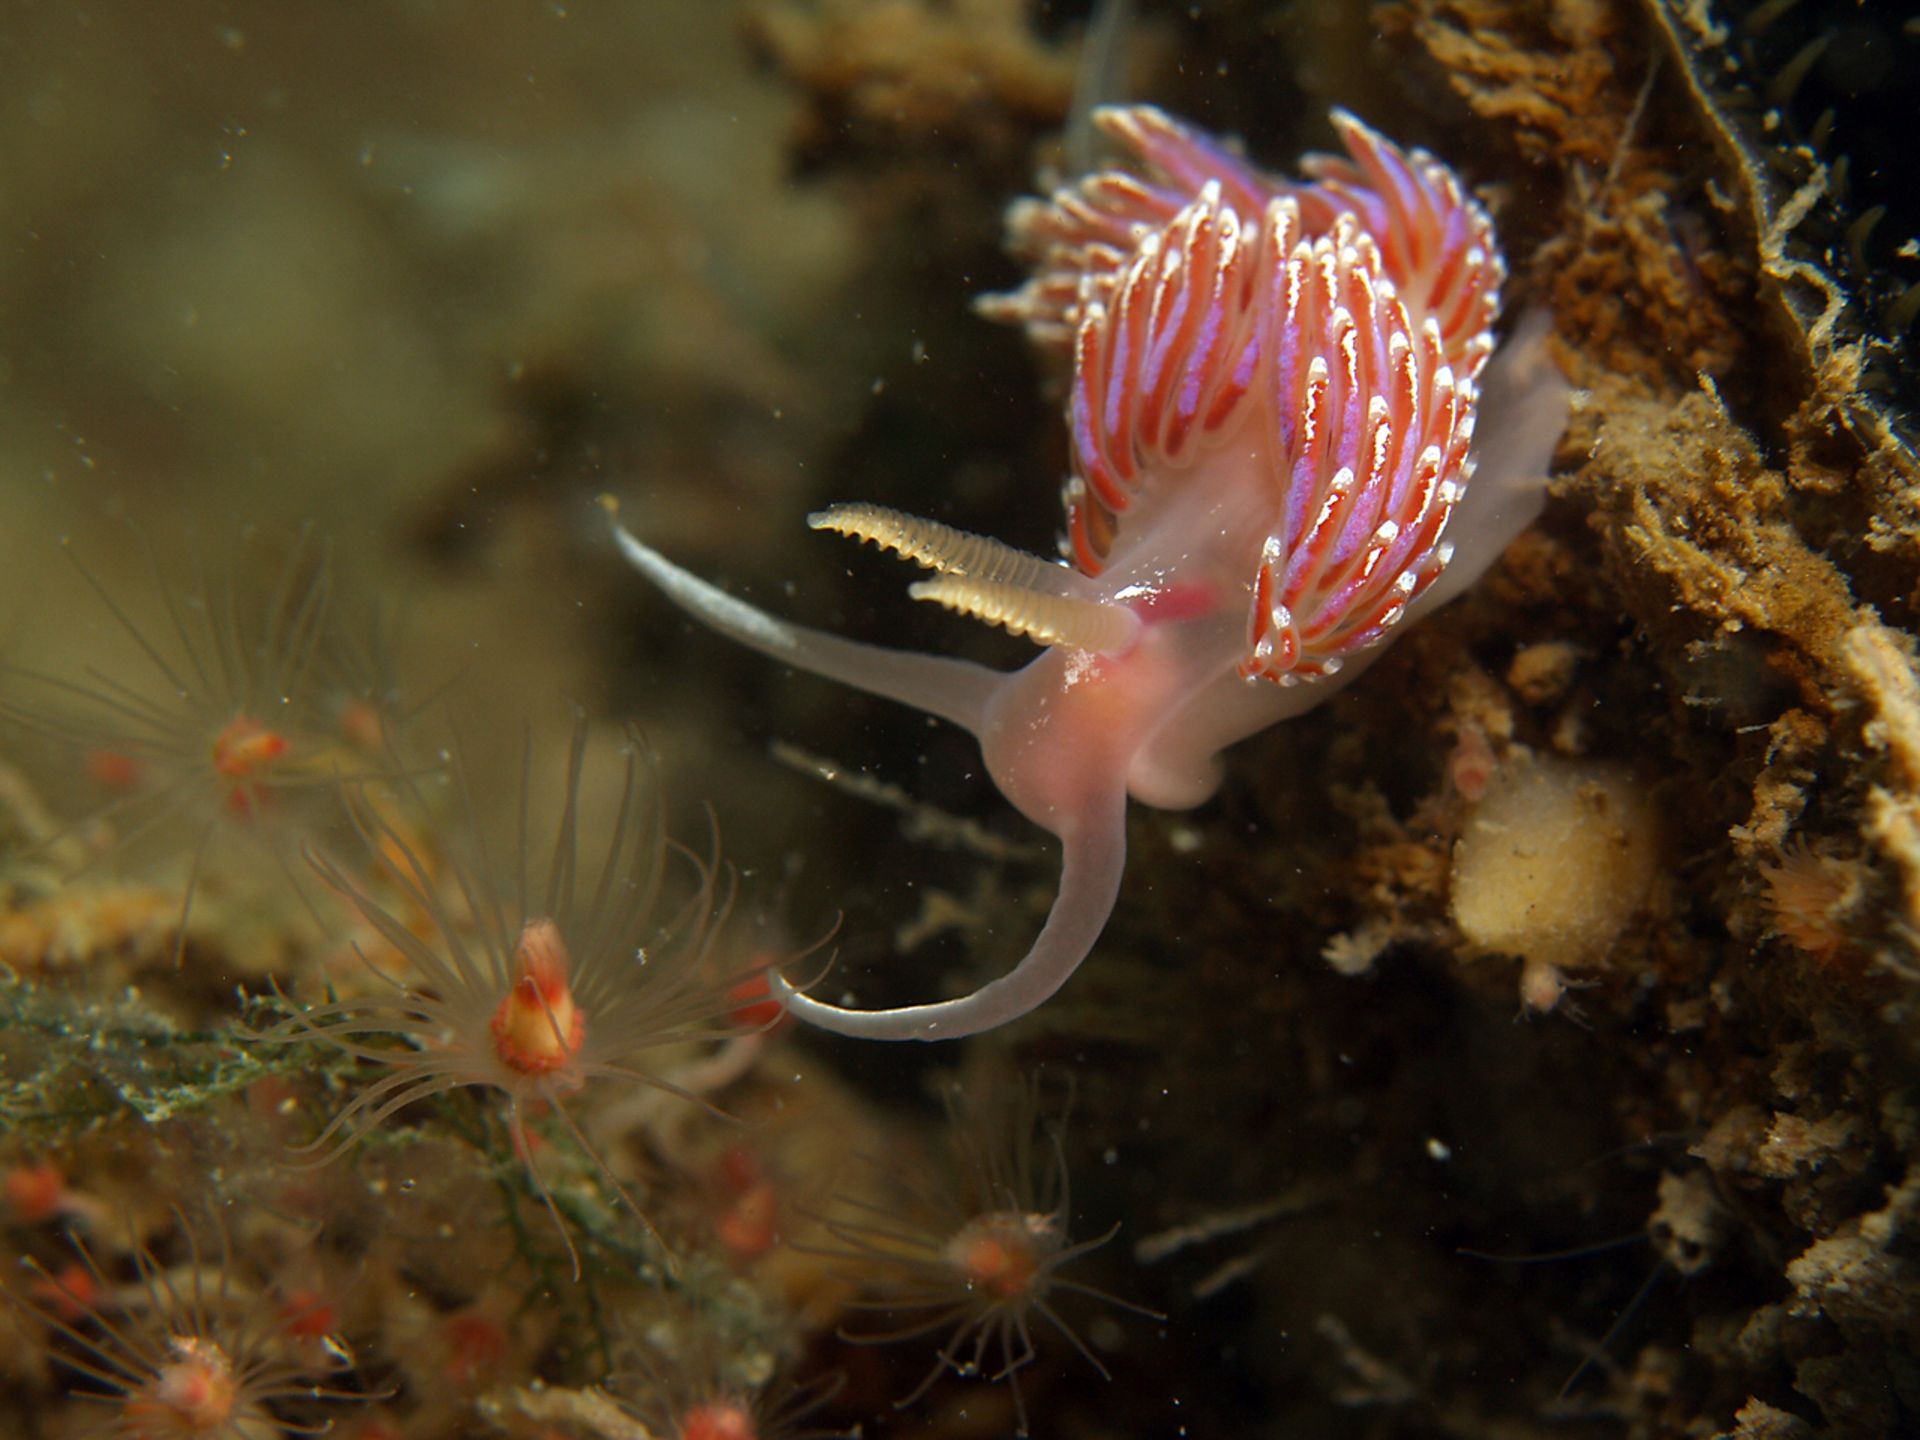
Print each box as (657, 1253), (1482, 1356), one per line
(945, 1211), (1053, 1300)
(278, 1289), (337, 1343)
(29, 1261), (100, 1321)
(212, 715), (291, 816)
(442, 1312), (509, 1388)
(716, 1180), (779, 1260)
(211, 715), (290, 780)
(336, 696), (386, 753)
(86, 747), (145, 792)
(726, 970), (784, 1031)
(717, 1144), (763, 1195)
(679, 1398), (757, 1440)
(126, 1336), (240, 1434)
(490, 918), (586, 1076)
(4, 1161), (67, 1223)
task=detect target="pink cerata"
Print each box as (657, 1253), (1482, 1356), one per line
(608, 106), (1571, 1041)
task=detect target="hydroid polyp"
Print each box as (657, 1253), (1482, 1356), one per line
(267, 716), (769, 1278)
(3, 1208), (364, 1439)
(2, 525), (402, 966)
(804, 1072), (1160, 1436)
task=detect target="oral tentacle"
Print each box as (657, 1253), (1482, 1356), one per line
(603, 499), (1000, 736)
(770, 782), (1128, 1041)
(907, 575), (1142, 654)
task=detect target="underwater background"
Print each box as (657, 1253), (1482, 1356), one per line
(1, 1), (1917, 1437)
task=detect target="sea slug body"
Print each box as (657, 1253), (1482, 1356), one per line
(609, 105), (1571, 1041)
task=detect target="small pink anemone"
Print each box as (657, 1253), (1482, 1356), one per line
(268, 719), (765, 1278)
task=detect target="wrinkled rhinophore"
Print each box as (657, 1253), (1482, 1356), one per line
(609, 106), (1571, 1040)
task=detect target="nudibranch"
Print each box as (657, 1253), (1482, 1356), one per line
(608, 106), (1570, 1041)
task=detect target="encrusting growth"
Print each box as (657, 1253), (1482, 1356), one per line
(263, 718), (765, 1278)
(608, 104), (1570, 1041)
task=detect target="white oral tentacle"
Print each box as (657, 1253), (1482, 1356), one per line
(771, 782), (1129, 1041)
(602, 497), (1001, 736)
